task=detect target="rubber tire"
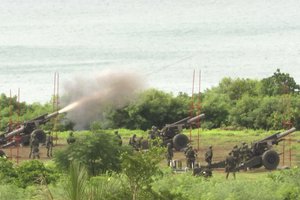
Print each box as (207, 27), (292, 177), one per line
(173, 133), (189, 151)
(31, 129), (46, 144)
(262, 150), (280, 170)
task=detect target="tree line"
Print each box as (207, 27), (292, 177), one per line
(0, 69), (299, 131)
(105, 69), (300, 130)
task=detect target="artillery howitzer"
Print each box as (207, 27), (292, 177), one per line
(159, 114), (205, 151)
(209, 127), (297, 170)
(0, 111), (59, 149)
(240, 127), (296, 170)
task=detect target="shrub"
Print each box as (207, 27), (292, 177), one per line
(0, 158), (18, 184)
(54, 131), (130, 176)
(16, 160), (59, 188)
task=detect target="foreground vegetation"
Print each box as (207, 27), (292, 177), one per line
(1, 158), (300, 200)
(0, 129), (299, 200)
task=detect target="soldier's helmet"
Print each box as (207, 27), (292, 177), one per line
(242, 142), (246, 145)
(133, 134), (136, 137)
(209, 145), (212, 149)
(114, 130), (118, 134)
(233, 145), (238, 148)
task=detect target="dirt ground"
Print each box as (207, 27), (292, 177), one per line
(2, 135), (299, 170)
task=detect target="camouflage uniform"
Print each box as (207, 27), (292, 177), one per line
(28, 132), (36, 158)
(114, 131), (122, 146)
(225, 152), (236, 179)
(231, 145), (240, 165)
(129, 134), (137, 149)
(166, 143), (173, 167)
(193, 164), (202, 176)
(137, 137), (144, 150)
(46, 132), (54, 157)
(205, 145), (213, 166)
(240, 142), (250, 163)
(67, 132), (76, 144)
(0, 150), (6, 158)
(31, 137), (40, 159)
(185, 146), (196, 169)
(148, 126), (160, 139)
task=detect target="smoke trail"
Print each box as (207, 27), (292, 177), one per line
(61, 70), (145, 130)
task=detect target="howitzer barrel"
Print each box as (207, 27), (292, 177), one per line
(187, 114), (205, 124)
(277, 127), (296, 139)
(45, 111), (59, 120)
(4, 125), (25, 138)
(169, 117), (191, 126)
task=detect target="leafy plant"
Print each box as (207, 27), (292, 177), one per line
(16, 160), (59, 188)
(121, 147), (165, 200)
(0, 158), (18, 184)
(54, 131), (130, 176)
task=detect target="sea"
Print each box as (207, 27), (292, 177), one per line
(0, 0), (300, 103)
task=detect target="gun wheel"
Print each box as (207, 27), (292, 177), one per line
(262, 150), (280, 170)
(173, 133), (189, 151)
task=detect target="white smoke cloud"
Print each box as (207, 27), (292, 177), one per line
(61, 70), (145, 130)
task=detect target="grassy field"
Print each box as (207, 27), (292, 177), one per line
(1, 128), (300, 200)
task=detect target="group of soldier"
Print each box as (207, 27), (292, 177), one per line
(28, 131), (76, 159)
(225, 142), (252, 179)
(29, 132), (53, 159)
(119, 126), (255, 179)
(128, 125), (161, 150)
(165, 140), (254, 179)
(128, 134), (146, 150)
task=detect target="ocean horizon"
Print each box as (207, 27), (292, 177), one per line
(1, 0), (299, 103)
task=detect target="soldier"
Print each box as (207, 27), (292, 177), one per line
(148, 125), (160, 139)
(225, 152), (236, 179)
(193, 163), (202, 176)
(205, 145), (213, 166)
(166, 143), (173, 167)
(46, 132), (54, 157)
(185, 145), (197, 169)
(31, 136), (40, 159)
(0, 149), (6, 158)
(67, 131), (76, 144)
(231, 145), (240, 165)
(28, 132), (36, 158)
(137, 136), (144, 150)
(114, 130), (122, 146)
(240, 142), (248, 163)
(129, 134), (137, 149)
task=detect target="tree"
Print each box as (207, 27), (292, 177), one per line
(54, 131), (129, 176)
(261, 69), (300, 96)
(121, 147), (165, 200)
(216, 78), (260, 101)
(105, 89), (189, 130)
(201, 92), (231, 129)
(229, 95), (261, 129)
